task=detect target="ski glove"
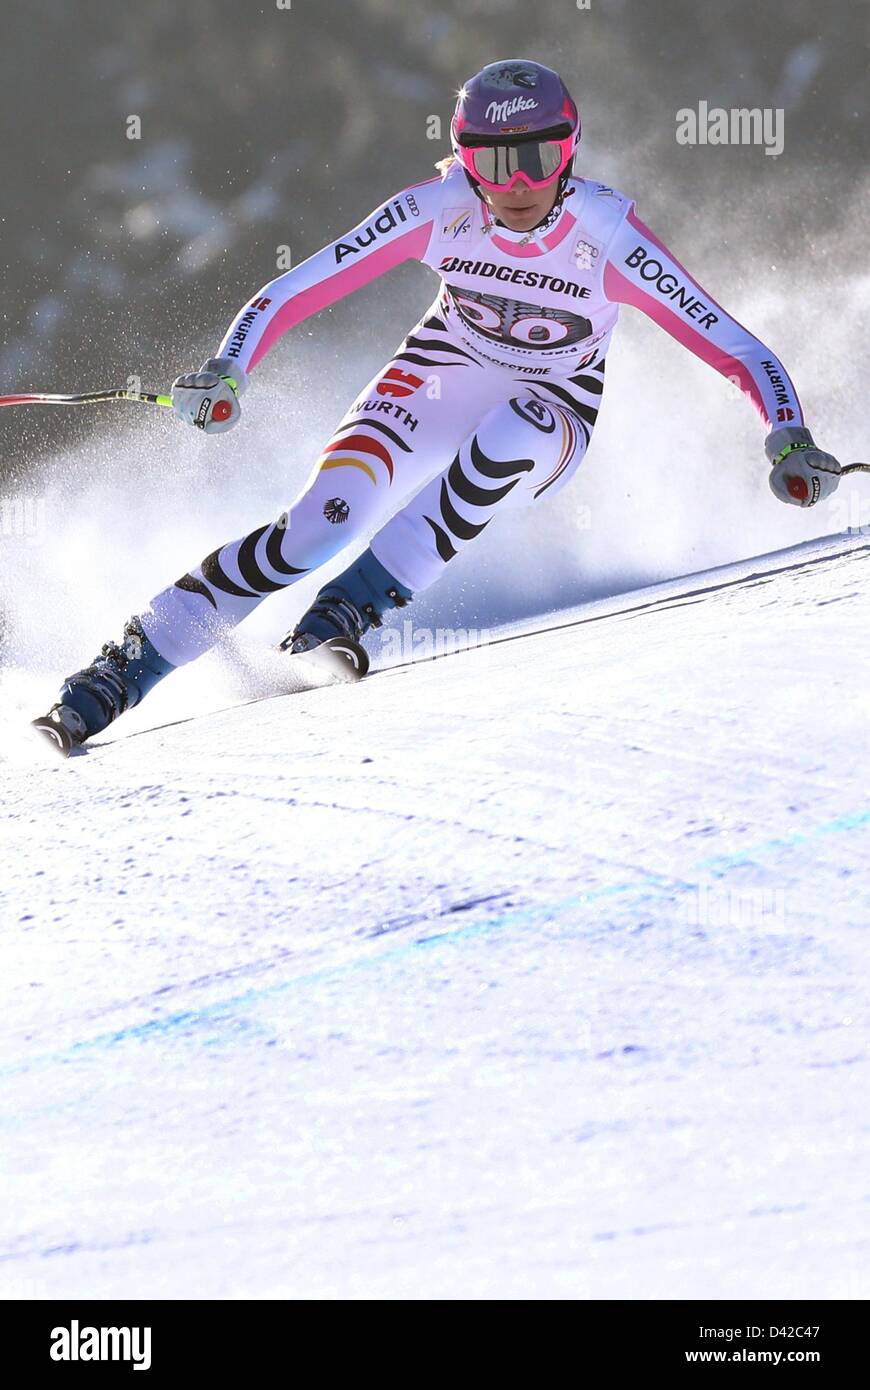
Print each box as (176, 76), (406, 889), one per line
(766, 425), (840, 507)
(171, 357), (249, 434)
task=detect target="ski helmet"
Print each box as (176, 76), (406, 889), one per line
(451, 60), (580, 194)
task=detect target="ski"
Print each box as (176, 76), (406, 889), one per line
(30, 713), (78, 759)
(29, 635), (372, 760)
(283, 634), (370, 682)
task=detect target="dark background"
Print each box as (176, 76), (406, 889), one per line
(1, 0), (867, 474)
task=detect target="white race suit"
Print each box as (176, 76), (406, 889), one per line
(140, 163), (803, 666)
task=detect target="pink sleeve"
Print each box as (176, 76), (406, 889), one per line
(216, 180), (439, 373)
(604, 206), (803, 429)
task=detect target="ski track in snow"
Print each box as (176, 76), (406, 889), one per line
(1, 534), (868, 1299)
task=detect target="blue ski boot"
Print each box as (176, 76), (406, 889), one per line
(280, 548), (412, 679)
(32, 616), (175, 756)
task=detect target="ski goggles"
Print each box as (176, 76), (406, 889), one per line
(455, 127), (576, 191)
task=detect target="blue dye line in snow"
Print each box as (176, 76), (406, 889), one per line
(0, 874), (670, 1080)
(699, 808), (870, 871)
(2, 806), (867, 1080)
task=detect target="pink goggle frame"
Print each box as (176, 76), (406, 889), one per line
(456, 135), (575, 191)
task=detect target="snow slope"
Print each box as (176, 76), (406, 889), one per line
(1, 532), (868, 1300)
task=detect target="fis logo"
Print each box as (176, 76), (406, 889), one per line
(51, 1321), (151, 1372)
(441, 209), (473, 242)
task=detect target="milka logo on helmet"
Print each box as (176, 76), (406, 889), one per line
(485, 96), (538, 123)
(623, 246), (719, 330)
(50, 1321), (151, 1371)
(334, 200), (416, 263)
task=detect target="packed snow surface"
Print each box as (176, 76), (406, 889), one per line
(1, 533), (868, 1299)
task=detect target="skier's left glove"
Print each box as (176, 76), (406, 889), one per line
(171, 357), (249, 434)
(765, 425), (841, 507)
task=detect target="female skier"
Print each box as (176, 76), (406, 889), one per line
(34, 59), (841, 753)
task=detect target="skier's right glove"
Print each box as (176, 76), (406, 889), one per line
(765, 425), (841, 507)
(171, 357), (249, 434)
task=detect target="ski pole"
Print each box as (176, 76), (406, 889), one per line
(0, 391), (866, 464)
(0, 387), (171, 409)
(0, 387), (233, 423)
